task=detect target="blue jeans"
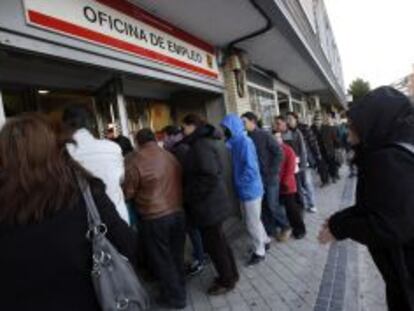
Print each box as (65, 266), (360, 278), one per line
(297, 169), (316, 209)
(261, 182), (290, 235)
(188, 226), (205, 263)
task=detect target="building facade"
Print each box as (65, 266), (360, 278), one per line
(0, 0), (346, 134)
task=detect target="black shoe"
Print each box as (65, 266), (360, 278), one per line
(265, 243), (271, 252)
(247, 253), (265, 266)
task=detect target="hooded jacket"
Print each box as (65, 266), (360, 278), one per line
(328, 87), (414, 310)
(221, 114), (263, 201)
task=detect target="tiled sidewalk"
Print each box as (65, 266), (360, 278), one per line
(358, 246), (386, 311)
(151, 174), (349, 311)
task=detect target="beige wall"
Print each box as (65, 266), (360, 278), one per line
(222, 61), (251, 115)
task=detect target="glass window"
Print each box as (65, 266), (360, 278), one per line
(278, 92), (289, 116)
(248, 87), (276, 130)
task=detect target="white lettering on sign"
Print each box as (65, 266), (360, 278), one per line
(22, 0), (218, 79)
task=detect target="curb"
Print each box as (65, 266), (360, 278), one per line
(313, 177), (357, 311)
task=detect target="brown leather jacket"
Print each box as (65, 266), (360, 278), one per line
(123, 142), (183, 220)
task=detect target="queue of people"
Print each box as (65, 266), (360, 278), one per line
(0, 103), (347, 310)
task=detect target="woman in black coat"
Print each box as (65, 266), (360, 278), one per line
(0, 114), (135, 311)
(181, 114), (239, 296)
(319, 87), (414, 310)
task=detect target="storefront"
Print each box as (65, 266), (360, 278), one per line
(0, 0), (225, 134)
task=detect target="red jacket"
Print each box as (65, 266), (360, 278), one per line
(279, 143), (297, 195)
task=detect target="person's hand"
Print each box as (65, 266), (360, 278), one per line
(318, 220), (336, 245)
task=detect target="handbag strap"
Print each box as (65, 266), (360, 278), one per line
(76, 175), (106, 238)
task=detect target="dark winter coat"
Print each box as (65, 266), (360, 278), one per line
(168, 140), (190, 168)
(328, 87), (414, 311)
(0, 178), (136, 311)
(298, 123), (322, 166)
(312, 124), (338, 159)
(183, 124), (232, 228)
(248, 128), (283, 186)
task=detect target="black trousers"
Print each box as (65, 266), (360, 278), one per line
(326, 155), (339, 180)
(200, 222), (239, 288)
(141, 212), (186, 306)
(317, 160), (330, 185)
(280, 194), (306, 235)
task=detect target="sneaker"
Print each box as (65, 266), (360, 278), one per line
(276, 228), (292, 242)
(207, 282), (234, 296)
(186, 261), (204, 277)
(247, 253), (265, 266)
(307, 206), (318, 213)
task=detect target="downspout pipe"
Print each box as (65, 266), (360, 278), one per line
(226, 0), (273, 98)
(228, 0), (273, 50)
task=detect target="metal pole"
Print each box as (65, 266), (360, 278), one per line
(314, 95), (321, 111)
(0, 89), (6, 128)
(109, 103), (116, 127)
(274, 89), (280, 116)
(301, 98), (308, 121)
(116, 91), (129, 137)
(288, 94), (294, 112)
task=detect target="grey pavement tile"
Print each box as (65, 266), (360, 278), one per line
(265, 297), (290, 311)
(247, 299), (271, 311)
(209, 294), (228, 309)
(240, 288), (262, 300)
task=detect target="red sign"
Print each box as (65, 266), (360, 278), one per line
(23, 0), (219, 79)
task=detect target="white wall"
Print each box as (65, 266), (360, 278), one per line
(299, 0), (316, 32)
(313, 0), (345, 90)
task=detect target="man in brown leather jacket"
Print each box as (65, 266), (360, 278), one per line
(123, 128), (186, 309)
